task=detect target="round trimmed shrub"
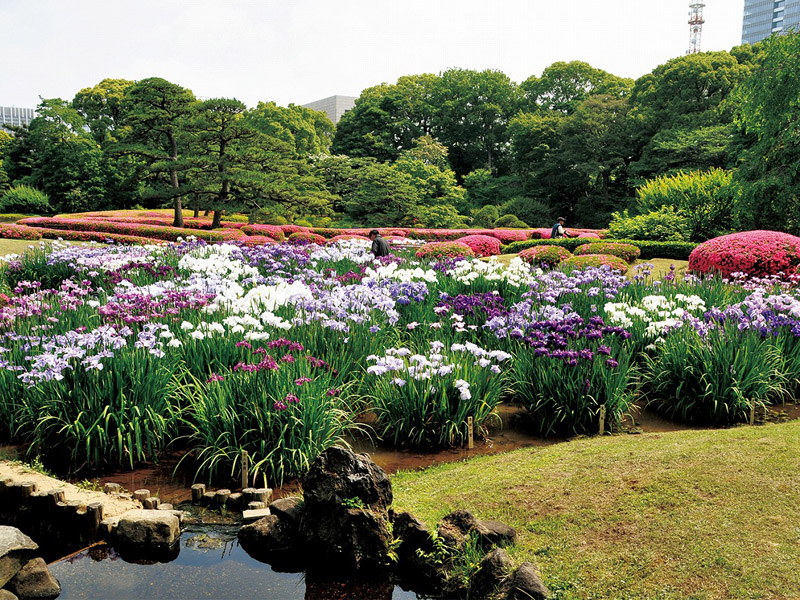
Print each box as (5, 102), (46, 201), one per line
(494, 214), (529, 228)
(574, 242), (641, 263)
(241, 224), (286, 241)
(281, 224), (311, 235)
(287, 232), (326, 245)
(0, 224), (42, 240)
(240, 235), (277, 247)
(455, 234), (502, 257)
(415, 241), (475, 260)
(688, 230), (800, 278)
(562, 254), (629, 274)
(518, 245), (572, 267)
(578, 232), (601, 239)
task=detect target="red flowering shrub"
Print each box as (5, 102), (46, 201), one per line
(455, 235), (502, 257)
(287, 232), (326, 245)
(240, 235), (277, 247)
(34, 228), (157, 245)
(327, 234), (371, 244)
(574, 242), (641, 263)
(407, 229), (468, 241)
(241, 224), (286, 241)
(688, 230), (800, 277)
(0, 224), (42, 240)
(415, 241), (475, 260)
(18, 217), (244, 243)
(578, 232), (601, 239)
(281, 225), (311, 235)
(487, 229), (531, 243)
(562, 254), (629, 273)
(518, 245), (572, 267)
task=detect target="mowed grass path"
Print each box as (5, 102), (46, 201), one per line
(392, 421), (800, 599)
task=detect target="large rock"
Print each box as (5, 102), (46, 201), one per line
(298, 446), (393, 572)
(301, 446), (392, 512)
(437, 509), (480, 550)
(504, 562), (549, 600)
(470, 547), (513, 599)
(268, 497), (303, 524)
(7, 558), (61, 600)
(390, 511), (443, 591)
(476, 520), (518, 547)
(0, 527), (38, 589)
(0, 590), (18, 600)
(238, 514), (300, 571)
(112, 509), (180, 556)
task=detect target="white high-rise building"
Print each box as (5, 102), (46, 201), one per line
(742, 0), (800, 44)
(302, 95), (356, 124)
(0, 106), (35, 130)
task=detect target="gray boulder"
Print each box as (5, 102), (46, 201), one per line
(0, 589), (18, 600)
(238, 514), (301, 570)
(437, 509), (480, 550)
(477, 520), (518, 547)
(268, 497), (303, 524)
(504, 562), (549, 600)
(0, 527), (38, 589)
(470, 547), (513, 599)
(112, 509), (180, 555)
(7, 558), (61, 600)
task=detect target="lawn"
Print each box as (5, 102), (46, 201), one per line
(392, 420), (800, 599)
(0, 239), (102, 257)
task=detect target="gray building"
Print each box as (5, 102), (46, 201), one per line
(302, 95), (356, 124)
(742, 0), (800, 44)
(0, 106), (35, 130)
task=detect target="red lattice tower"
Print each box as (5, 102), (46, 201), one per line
(687, 2), (706, 54)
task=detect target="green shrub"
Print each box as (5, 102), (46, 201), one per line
(607, 206), (691, 241)
(500, 196), (552, 228)
(504, 238), (698, 260)
(294, 218), (313, 227)
(253, 209), (288, 225)
(0, 214), (32, 223)
(494, 213), (529, 228)
(518, 245), (572, 267)
(0, 185), (52, 215)
(561, 254), (629, 273)
(222, 213), (249, 223)
(574, 242), (641, 263)
(421, 203), (468, 229)
(470, 205), (499, 228)
(636, 168), (735, 241)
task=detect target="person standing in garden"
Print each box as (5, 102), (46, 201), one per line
(551, 217), (568, 239)
(369, 229), (390, 257)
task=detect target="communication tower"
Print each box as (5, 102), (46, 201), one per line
(687, 2), (706, 54)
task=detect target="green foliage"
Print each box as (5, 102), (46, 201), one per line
(733, 31), (800, 235)
(493, 213), (528, 228)
(573, 242), (641, 263)
(503, 237), (698, 260)
(644, 326), (788, 424)
(72, 78), (135, 144)
(500, 196), (552, 228)
(395, 136), (465, 209)
(0, 185), (52, 214)
(518, 245), (572, 267)
(635, 168), (735, 241)
(562, 254), (629, 273)
(462, 169), (521, 211)
(248, 101), (335, 157)
(419, 203), (468, 229)
(607, 207), (691, 242)
(470, 204), (499, 228)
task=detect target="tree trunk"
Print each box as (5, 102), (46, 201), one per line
(168, 134), (183, 228)
(212, 209), (222, 229)
(193, 198), (199, 218)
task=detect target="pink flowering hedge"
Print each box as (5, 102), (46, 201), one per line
(0, 224), (42, 240)
(562, 254), (629, 273)
(240, 224), (286, 242)
(455, 234), (502, 257)
(35, 228), (159, 245)
(688, 230), (800, 277)
(18, 217), (244, 243)
(240, 235), (278, 247)
(574, 242), (641, 263)
(281, 225), (311, 235)
(415, 241), (475, 260)
(287, 232), (326, 245)
(578, 232), (601, 239)
(518, 245), (572, 267)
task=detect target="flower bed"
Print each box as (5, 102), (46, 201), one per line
(574, 242), (641, 263)
(415, 241), (475, 260)
(34, 228), (159, 245)
(562, 254), (629, 273)
(18, 217), (244, 243)
(0, 224), (42, 240)
(518, 245), (572, 267)
(241, 224), (286, 241)
(287, 232), (326, 245)
(688, 230), (800, 278)
(455, 234), (502, 257)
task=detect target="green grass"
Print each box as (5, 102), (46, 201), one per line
(391, 421), (800, 599)
(481, 254), (690, 280)
(0, 239), (105, 257)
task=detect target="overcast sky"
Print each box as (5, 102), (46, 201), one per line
(0, 0), (746, 110)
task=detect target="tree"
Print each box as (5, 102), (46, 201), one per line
(732, 31), (800, 234)
(248, 102), (335, 157)
(521, 61), (633, 114)
(187, 98), (333, 228)
(72, 78), (135, 144)
(115, 77), (196, 226)
(431, 68), (520, 176)
(394, 136), (465, 209)
(0, 130), (12, 195)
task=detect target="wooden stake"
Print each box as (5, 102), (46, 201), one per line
(467, 417), (474, 449)
(749, 402), (755, 426)
(241, 450), (249, 490)
(598, 406), (606, 435)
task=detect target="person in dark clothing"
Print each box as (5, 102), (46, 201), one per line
(369, 230), (390, 257)
(551, 217), (568, 239)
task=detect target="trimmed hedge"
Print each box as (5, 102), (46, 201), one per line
(574, 242), (641, 263)
(503, 238), (698, 260)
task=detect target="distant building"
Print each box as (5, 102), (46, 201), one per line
(742, 0), (800, 44)
(0, 106), (35, 131)
(302, 95), (356, 124)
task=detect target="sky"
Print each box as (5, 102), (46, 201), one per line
(0, 0), (746, 110)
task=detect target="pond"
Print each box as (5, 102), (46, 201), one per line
(50, 524), (419, 600)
